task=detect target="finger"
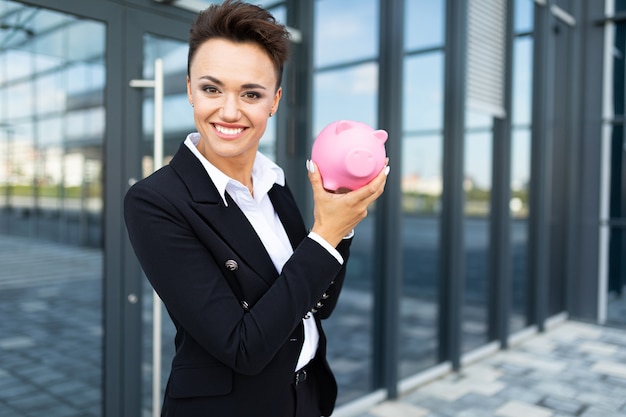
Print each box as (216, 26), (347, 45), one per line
(364, 165), (389, 200)
(306, 160), (325, 194)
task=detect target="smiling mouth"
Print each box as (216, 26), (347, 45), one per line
(214, 124), (244, 136)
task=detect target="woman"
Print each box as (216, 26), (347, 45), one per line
(124, 1), (388, 416)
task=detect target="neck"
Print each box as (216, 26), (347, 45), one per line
(245, 179), (254, 197)
(196, 138), (255, 186)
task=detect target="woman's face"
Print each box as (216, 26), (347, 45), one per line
(187, 38), (281, 169)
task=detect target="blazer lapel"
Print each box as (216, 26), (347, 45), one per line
(169, 143), (278, 285)
(268, 183), (307, 250)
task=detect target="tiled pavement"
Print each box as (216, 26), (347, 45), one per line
(0, 237), (102, 417)
(353, 320), (626, 417)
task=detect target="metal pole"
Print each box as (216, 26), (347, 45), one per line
(528, 0), (555, 331)
(129, 57), (164, 417)
(439, 0), (468, 370)
(152, 58), (164, 417)
(372, 0), (403, 399)
(488, 0), (514, 350)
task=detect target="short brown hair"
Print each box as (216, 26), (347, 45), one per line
(187, 0), (291, 90)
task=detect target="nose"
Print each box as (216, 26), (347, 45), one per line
(220, 94), (240, 121)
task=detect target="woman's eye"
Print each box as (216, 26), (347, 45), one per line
(203, 85), (219, 94)
(243, 91), (261, 99)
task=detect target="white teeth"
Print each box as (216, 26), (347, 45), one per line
(215, 125), (243, 135)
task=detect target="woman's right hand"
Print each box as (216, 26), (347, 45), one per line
(307, 159), (389, 247)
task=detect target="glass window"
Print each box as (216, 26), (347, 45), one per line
(5, 123), (35, 211)
(313, 63), (379, 133)
(163, 1), (285, 21)
(509, 30), (533, 333)
(607, 124), (626, 325)
(314, 0), (378, 68)
(5, 82), (32, 119)
(35, 51), (65, 75)
(405, 0), (445, 51)
(512, 37), (533, 126)
(400, 133), (442, 376)
(403, 53), (444, 133)
(510, 129), (530, 220)
(37, 116), (63, 145)
(399, 47), (444, 376)
(266, 4), (285, 24)
(142, 34), (195, 174)
(65, 62), (106, 95)
(463, 122), (493, 353)
(607, 5), (626, 325)
(0, 3), (105, 416)
(515, 0), (534, 33)
(511, 128), (530, 332)
(27, 7), (72, 33)
(0, 5), (105, 244)
(65, 108), (104, 140)
(1, 50), (37, 82)
(36, 72), (65, 114)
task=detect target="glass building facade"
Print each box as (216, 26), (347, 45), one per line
(0, 1), (624, 416)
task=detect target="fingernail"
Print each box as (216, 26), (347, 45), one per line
(305, 160), (310, 171)
(308, 160), (315, 174)
(384, 166), (390, 176)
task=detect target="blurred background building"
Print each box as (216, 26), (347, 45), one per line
(0, 0), (624, 416)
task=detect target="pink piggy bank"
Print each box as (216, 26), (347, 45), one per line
(311, 120), (388, 191)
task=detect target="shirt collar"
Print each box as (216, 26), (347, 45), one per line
(184, 132), (285, 206)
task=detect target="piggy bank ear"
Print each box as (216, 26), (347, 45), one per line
(374, 129), (388, 143)
(335, 120), (353, 135)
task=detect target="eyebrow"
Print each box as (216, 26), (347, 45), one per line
(199, 75), (267, 90)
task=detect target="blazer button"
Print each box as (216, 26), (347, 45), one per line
(225, 260), (238, 271)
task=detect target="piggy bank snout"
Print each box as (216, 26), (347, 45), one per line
(345, 148), (377, 178)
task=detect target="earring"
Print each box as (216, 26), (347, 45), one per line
(190, 102), (194, 107)
(269, 112), (273, 117)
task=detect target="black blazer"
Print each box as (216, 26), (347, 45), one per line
(124, 142), (350, 417)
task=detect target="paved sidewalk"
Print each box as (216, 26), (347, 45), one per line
(355, 321), (626, 417)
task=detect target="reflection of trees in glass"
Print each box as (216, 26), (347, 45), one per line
(402, 191), (441, 214)
(402, 185), (528, 218)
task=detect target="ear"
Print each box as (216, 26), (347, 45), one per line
(335, 120), (352, 134)
(374, 129), (388, 143)
(186, 76), (193, 105)
(271, 87), (283, 115)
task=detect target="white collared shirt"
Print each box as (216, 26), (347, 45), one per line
(184, 133), (341, 371)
